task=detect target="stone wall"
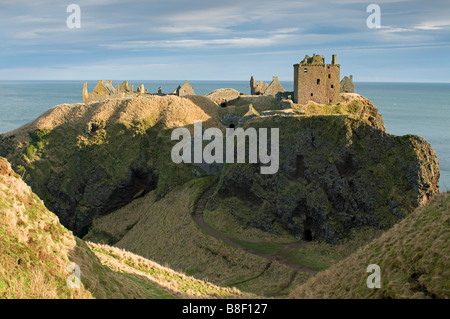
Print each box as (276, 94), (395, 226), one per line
(175, 81), (195, 96)
(340, 75), (355, 93)
(250, 76), (269, 95)
(264, 76), (286, 97)
(83, 80), (143, 103)
(250, 76), (285, 98)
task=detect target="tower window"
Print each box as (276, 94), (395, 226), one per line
(317, 79), (320, 85)
(311, 93), (314, 97)
(303, 68), (308, 73)
(331, 85), (334, 88)
(328, 74), (331, 78)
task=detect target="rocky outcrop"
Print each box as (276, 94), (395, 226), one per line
(215, 115), (439, 243)
(290, 192), (450, 299)
(206, 88), (241, 105)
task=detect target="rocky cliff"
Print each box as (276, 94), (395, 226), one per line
(289, 191), (450, 298)
(0, 95), (223, 237)
(214, 114), (439, 243)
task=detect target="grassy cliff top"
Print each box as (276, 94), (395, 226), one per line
(2, 94), (224, 143)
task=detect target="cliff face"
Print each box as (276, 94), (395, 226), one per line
(0, 94), (440, 244)
(215, 115), (439, 243)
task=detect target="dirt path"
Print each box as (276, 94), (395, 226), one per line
(192, 186), (317, 275)
(228, 262), (272, 286)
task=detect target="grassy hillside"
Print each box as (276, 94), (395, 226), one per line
(0, 157), (250, 299)
(0, 157), (92, 298)
(2, 153), (448, 299)
(1, 93), (445, 299)
(290, 192), (450, 299)
(84, 176), (306, 297)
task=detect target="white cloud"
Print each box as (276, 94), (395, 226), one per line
(152, 25), (231, 34)
(380, 26), (413, 33)
(269, 28), (300, 34)
(101, 33), (299, 49)
(414, 20), (450, 30)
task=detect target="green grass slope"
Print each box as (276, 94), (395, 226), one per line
(290, 192), (450, 299)
(0, 157), (249, 299)
(84, 176), (305, 297)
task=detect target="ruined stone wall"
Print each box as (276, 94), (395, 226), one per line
(120, 81), (132, 93)
(84, 93), (137, 104)
(264, 76), (286, 97)
(250, 78), (269, 95)
(176, 81), (195, 96)
(340, 76), (355, 93)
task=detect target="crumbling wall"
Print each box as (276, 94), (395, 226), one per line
(264, 76), (286, 97)
(175, 81), (195, 96)
(340, 76), (355, 93)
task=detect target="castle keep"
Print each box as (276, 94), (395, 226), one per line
(294, 54), (340, 104)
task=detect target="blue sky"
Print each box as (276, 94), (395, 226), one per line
(1, 0), (449, 82)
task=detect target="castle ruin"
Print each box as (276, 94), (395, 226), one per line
(82, 80), (195, 103)
(249, 54), (354, 105)
(250, 76), (286, 98)
(83, 54), (355, 106)
(293, 54), (340, 105)
(340, 75), (355, 93)
(172, 80), (195, 97)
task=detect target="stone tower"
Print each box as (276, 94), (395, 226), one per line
(293, 54), (340, 104)
(82, 82), (88, 103)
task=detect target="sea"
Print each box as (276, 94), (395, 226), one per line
(0, 80), (449, 191)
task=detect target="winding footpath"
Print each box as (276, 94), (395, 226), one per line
(192, 186), (318, 280)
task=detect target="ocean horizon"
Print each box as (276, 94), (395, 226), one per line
(0, 80), (449, 191)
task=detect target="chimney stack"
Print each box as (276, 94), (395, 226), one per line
(332, 54), (337, 65)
